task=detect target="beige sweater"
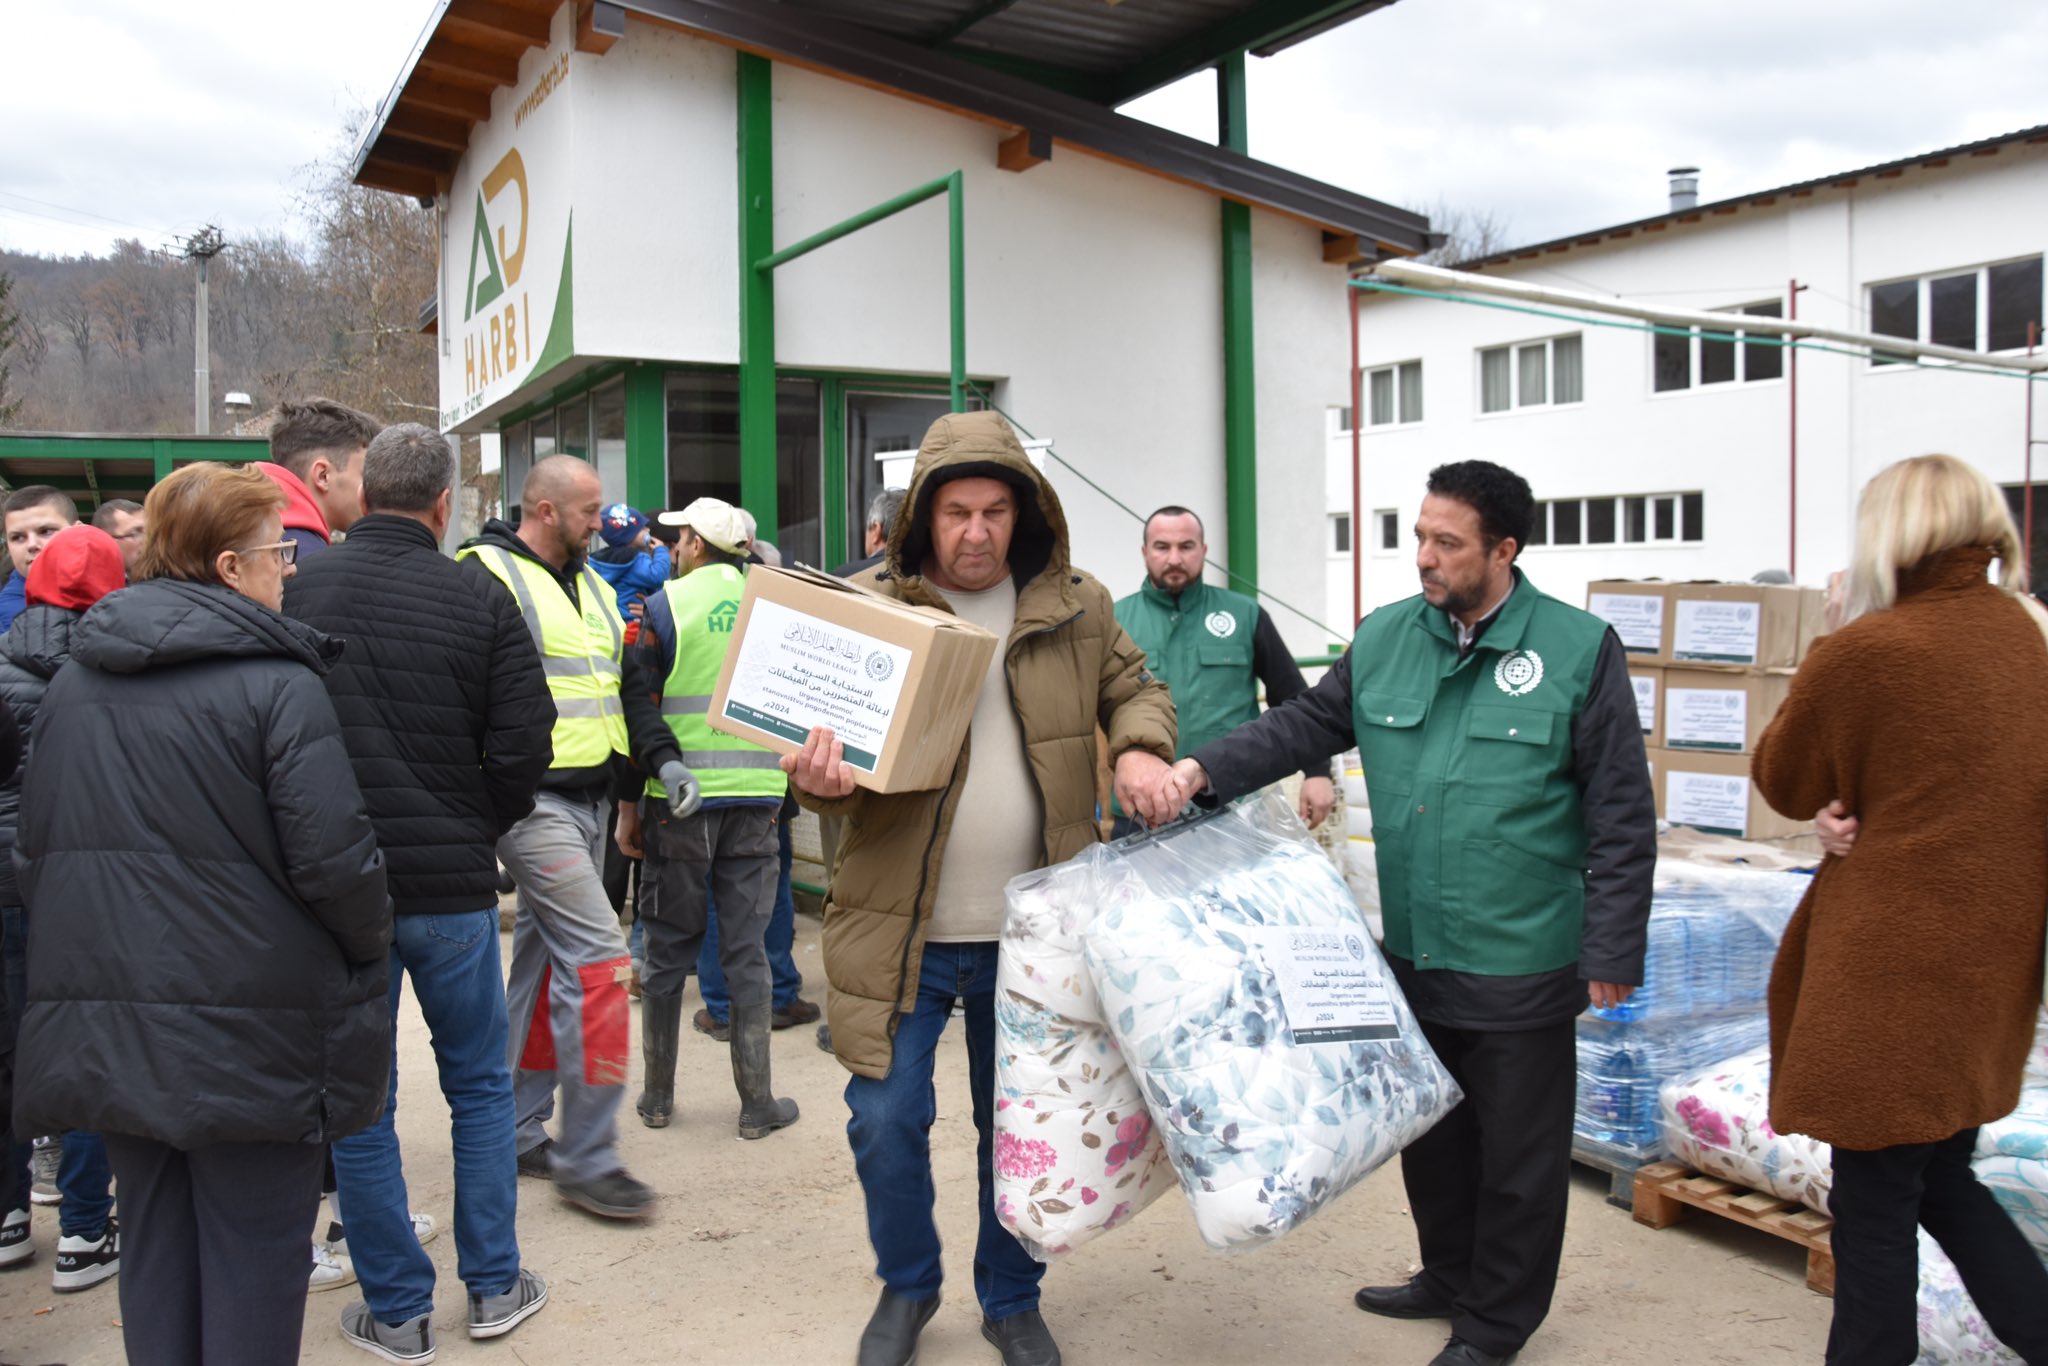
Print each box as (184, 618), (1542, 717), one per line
(926, 577), (1043, 942)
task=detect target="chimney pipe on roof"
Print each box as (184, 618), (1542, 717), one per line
(1668, 166), (1700, 212)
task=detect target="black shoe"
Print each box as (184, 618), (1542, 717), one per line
(1427, 1339), (1517, 1366)
(556, 1169), (655, 1220)
(980, 1309), (1061, 1366)
(772, 998), (822, 1029)
(515, 1138), (552, 1180)
(857, 1288), (939, 1366)
(1354, 1279), (1453, 1320)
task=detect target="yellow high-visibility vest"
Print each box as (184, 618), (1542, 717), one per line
(462, 544), (629, 770)
(646, 563), (786, 802)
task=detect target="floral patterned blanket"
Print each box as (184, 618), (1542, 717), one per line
(994, 848), (1177, 1261)
(1079, 795), (1462, 1252)
(1659, 1045), (1832, 1212)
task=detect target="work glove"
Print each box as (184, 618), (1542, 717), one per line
(658, 760), (702, 819)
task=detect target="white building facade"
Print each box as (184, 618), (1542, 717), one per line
(1329, 128), (2048, 624)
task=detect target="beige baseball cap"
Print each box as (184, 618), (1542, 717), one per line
(658, 497), (753, 555)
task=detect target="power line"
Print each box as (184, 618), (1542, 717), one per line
(0, 189), (179, 240)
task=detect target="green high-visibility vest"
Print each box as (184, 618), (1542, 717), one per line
(462, 544), (629, 770)
(1113, 578), (1262, 762)
(1349, 571), (1609, 976)
(645, 563), (787, 802)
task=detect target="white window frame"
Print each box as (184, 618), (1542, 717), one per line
(1527, 492), (1704, 550)
(1372, 507), (1401, 556)
(1867, 254), (2046, 366)
(1363, 359), (1424, 428)
(1477, 334), (1582, 416)
(1650, 301), (1787, 394)
(1329, 512), (1352, 557)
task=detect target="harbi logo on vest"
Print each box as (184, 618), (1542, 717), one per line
(707, 601), (739, 634)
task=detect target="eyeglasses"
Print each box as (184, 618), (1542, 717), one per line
(232, 539), (298, 566)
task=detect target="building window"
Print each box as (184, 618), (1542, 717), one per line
(1481, 335), (1581, 413)
(1528, 492), (1705, 547)
(1653, 302), (1785, 392)
(1870, 256), (2044, 364)
(1364, 361), (1423, 426)
(1375, 508), (1399, 553)
(1330, 513), (1352, 555)
(1334, 405), (1354, 432)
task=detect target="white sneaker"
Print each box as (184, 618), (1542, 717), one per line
(0, 1208), (32, 1268)
(330, 1212), (437, 1260)
(51, 1216), (118, 1292)
(310, 1240), (357, 1293)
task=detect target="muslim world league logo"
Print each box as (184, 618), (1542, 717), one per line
(1205, 611), (1237, 638)
(865, 651), (895, 682)
(1494, 649), (1544, 697)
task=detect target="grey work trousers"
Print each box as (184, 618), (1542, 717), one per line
(499, 788), (632, 1185)
(638, 801), (778, 1006)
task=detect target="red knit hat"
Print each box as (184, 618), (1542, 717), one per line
(26, 524), (126, 611)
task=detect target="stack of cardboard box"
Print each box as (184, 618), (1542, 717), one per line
(1587, 580), (1829, 846)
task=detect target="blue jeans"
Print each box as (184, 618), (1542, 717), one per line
(2, 904), (113, 1237)
(844, 941), (1044, 1320)
(697, 818), (802, 1018)
(333, 910), (520, 1323)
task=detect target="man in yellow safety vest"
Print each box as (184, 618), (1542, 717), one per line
(460, 456), (701, 1222)
(616, 498), (798, 1140)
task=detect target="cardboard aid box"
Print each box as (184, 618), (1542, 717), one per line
(1647, 746), (1808, 842)
(1628, 666), (1663, 747)
(1660, 668), (1791, 754)
(707, 565), (999, 793)
(1587, 581), (1825, 668)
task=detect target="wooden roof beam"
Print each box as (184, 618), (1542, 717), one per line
(997, 128), (1050, 172)
(578, 0), (626, 53)
(380, 105), (474, 152)
(418, 35), (523, 89)
(359, 162), (444, 199)
(403, 76), (495, 122)
(444, 0), (553, 49)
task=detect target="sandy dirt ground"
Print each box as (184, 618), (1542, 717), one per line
(0, 908), (1832, 1366)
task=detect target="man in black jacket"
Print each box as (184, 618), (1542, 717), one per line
(461, 456), (698, 1224)
(285, 425), (555, 1361)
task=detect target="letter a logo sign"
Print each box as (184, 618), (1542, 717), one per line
(465, 190), (505, 322)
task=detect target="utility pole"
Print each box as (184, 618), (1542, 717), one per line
(182, 225), (226, 434)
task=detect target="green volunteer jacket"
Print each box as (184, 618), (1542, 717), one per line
(1113, 579), (1261, 762)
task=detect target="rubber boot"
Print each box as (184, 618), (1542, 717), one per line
(637, 991), (682, 1129)
(730, 1001), (800, 1139)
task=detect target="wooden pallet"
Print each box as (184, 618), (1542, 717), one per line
(1631, 1161), (1835, 1296)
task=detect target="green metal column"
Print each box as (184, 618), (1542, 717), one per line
(623, 363), (666, 512)
(1218, 51), (1258, 594)
(737, 52), (778, 536)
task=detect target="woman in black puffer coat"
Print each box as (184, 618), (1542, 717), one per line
(13, 464), (389, 1366)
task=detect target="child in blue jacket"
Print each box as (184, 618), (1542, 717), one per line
(590, 503), (671, 622)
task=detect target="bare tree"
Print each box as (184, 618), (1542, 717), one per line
(0, 271), (23, 425)
(1410, 198), (1517, 267)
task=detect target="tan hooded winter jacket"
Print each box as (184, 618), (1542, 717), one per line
(797, 411), (1176, 1079)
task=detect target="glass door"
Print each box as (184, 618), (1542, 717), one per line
(843, 389), (982, 569)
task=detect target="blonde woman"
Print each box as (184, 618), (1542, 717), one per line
(1753, 454), (2048, 1364)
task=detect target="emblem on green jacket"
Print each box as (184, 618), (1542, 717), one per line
(1494, 649), (1544, 697)
(1204, 610), (1237, 638)
(707, 600), (739, 633)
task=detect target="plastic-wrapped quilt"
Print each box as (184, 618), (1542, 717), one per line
(1081, 792), (1461, 1251)
(1917, 1230), (2025, 1365)
(994, 849), (1176, 1261)
(1658, 1045), (1832, 1212)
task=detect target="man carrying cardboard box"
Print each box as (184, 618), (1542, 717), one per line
(783, 411), (1177, 1366)
(616, 498), (798, 1140)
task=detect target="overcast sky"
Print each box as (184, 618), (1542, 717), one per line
(5, 0), (2045, 261)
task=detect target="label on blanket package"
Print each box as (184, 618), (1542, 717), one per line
(1672, 599), (1761, 664)
(1250, 926), (1401, 1044)
(719, 597), (912, 771)
(1589, 593), (1664, 654)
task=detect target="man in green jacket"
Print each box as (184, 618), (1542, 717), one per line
(1150, 461), (1655, 1366)
(1112, 505), (1332, 835)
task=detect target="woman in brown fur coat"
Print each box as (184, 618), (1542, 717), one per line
(1754, 454), (2048, 1365)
